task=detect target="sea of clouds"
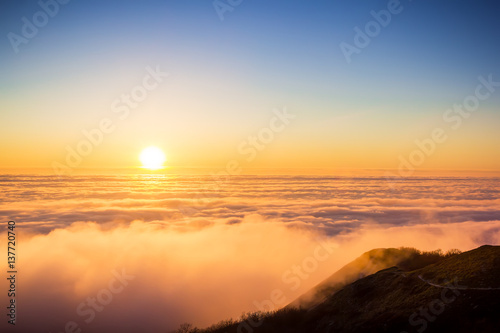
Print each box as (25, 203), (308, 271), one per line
(1, 174), (499, 332)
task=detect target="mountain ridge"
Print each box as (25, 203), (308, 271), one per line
(174, 245), (500, 333)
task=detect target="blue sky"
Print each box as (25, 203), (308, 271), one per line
(1, 0), (499, 170)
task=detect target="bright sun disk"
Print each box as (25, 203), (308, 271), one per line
(139, 146), (166, 170)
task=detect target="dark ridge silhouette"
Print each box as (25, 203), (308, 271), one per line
(288, 247), (461, 310)
(174, 245), (500, 333)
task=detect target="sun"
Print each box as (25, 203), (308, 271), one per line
(139, 146), (166, 170)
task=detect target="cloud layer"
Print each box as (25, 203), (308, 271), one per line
(0, 174), (499, 332)
(2, 174), (500, 235)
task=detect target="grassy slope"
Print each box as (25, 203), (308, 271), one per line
(289, 247), (452, 310)
(305, 245), (500, 332)
(181, 246), (500, 333)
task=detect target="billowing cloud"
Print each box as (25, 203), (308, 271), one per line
(0, 174), (499, 332)
(1, 175), (500, 235)
(1, 218), (500, 332)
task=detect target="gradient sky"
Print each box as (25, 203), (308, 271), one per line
(1, 0), (499, 172)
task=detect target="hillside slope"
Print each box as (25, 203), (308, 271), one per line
(188, 245), (500, 333)
(289, 247), (452, 309)
(305, 245), (500, 332)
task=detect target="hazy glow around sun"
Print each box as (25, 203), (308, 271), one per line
(139, 146), (166, 170)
